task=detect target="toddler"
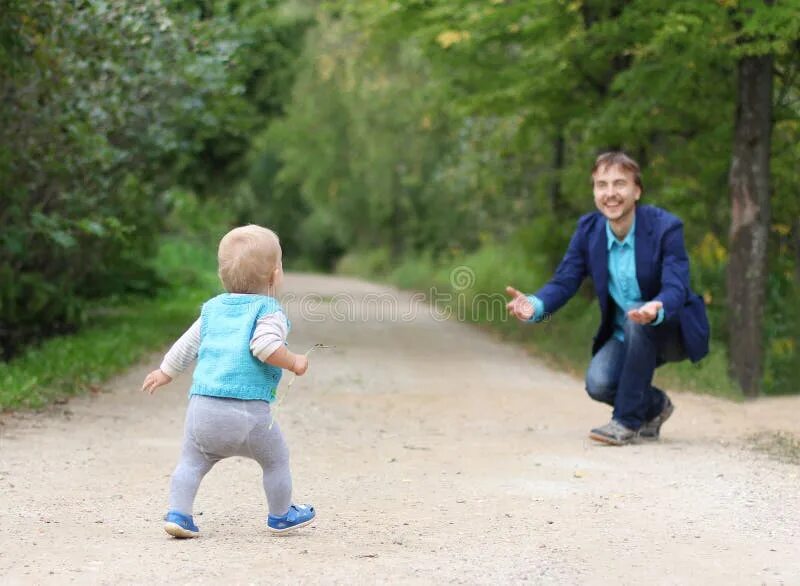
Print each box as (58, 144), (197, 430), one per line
(141, 225), (315, 538)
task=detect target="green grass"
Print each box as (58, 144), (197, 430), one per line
(338, 245), (743, 400)
(0, 237), (221, 411)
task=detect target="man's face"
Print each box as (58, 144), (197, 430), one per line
(592, 164), (641, 222)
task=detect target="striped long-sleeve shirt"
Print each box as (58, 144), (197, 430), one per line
(159, 312), (289, 378)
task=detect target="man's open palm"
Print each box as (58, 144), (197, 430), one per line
(506, 286), (535, 321)
(627, 300), (663, 325)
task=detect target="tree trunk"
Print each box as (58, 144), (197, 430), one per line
(727, 54), (773, 397)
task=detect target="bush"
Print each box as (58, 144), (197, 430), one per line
(0, 2), (189, 359)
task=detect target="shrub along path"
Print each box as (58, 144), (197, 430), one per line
(1, 273), (798, 583)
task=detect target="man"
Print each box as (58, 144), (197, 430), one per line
(506, 151), (709, 445)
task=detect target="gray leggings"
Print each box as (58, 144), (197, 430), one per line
(169, 394), (292, 517)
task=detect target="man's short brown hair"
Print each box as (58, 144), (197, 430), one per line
(591, 151), (644, 194)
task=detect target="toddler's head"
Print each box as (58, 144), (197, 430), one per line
(217, 225), (282, 294)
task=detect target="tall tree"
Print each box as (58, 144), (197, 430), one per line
(726, 0), (787, 397)
(727, 52), (772, 397)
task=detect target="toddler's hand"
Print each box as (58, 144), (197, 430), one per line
(292, 354), (309, 376)
(141, 369), (172, 394)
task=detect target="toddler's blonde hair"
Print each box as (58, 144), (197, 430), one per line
(217, 225), (281, 293)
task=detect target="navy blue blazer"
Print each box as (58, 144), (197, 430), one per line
(534, 204), (710, 362)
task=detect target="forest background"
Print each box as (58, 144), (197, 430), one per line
(1, 0), (798, 409)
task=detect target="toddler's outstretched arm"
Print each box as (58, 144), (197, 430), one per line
(141, 318), (201, 394)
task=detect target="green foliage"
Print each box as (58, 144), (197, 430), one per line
(337, 248), (394, 278)
(0, 1), (187, 359)
(164, 0), (314, 194)
(0, 0), (309, 361)
(267, 0), (799, 394)
(0, 237), (220, 411)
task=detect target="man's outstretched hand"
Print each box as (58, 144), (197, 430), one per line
(627, 300), (663, 325)
(505, 286), (535, 322)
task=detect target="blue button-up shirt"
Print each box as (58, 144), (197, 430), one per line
(527, 218), (663, 339)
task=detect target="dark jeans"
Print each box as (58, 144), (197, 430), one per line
(585, 319), (686, 430)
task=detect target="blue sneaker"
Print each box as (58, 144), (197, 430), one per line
(164, 510), (200, 538)
(267, 504), (316, 534)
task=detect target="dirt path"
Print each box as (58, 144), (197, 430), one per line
(1, 274), (798, 585)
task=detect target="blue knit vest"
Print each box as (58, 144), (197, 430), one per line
(189, 293), (287, 402)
